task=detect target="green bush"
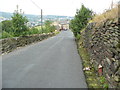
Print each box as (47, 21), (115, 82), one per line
(70, 4), (93, 37)
(76, 33), (81, 40)
(26, 27), (40, 35)
(2, 31), (13, 38)
(2, 20), (14, 33)
(43, 20), (56, 33)
(12, 5), (29, 36)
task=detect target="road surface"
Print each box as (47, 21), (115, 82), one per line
(2, 30), (87, 88)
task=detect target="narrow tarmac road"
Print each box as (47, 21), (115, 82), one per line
(2, 30), (87, 88)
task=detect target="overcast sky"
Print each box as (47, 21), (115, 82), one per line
(0, 0), (119, 16)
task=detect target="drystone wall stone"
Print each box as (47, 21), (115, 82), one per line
(81, 18), (120, 88)
(0, 33), (55, 54)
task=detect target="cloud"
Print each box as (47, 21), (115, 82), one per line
(0, 0), (119, 16)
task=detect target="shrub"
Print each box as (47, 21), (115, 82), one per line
(44, 20), (56, 33)
(76, 33), (81, 40)
(2, 20), (14, 33)
(2, 31), (13, 38)
(26, 27), (40, 35)
(12, 5), (29, 36)
(70, 4), (93, 37)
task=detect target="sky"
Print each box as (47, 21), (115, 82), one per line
(0, 0), (119, 16)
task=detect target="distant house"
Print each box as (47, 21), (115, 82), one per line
(51, 21), (60, 30)
(0, 17), (12, 22)
(52, 20), (70, 30)
(59, 20), (70, 30)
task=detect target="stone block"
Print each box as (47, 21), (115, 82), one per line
(115, 67), (120, 75)
(113, 61), (119, 72)
(114, 75), (120, 82)
(105, 57), (112, 65)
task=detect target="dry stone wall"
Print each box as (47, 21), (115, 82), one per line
(0, 33), (55, 54)
(81, 18), (120, 88)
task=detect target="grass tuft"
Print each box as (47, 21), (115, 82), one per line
(92, 4), (119, 25)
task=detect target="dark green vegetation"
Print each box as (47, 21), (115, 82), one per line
(1, 6), (56, 39)
(43, 20), (56, 33)
(12, 6), (29, 36)
(70, 4), (92, 37)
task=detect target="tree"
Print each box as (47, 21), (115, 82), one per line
(12, 5), (29, 36)
(50, 25), (56, 32)
(2, 20), (14, 34)
(70, 4), (93, 37)
(27, 27), (40, 35)
(44, 20), (56, 33)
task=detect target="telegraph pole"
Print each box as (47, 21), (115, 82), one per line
(111, 0), (113, 9)
(41, 9), (43, 33)
(30, 0), (43, 33)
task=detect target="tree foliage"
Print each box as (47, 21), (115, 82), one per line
(1, 20), (14, 38)
(2, 31), (13, 38)
(1, 6), (56, 39)
(70, 4), (93, 37)
(27, 27), (40, 35)
(44, 20), (56, 33)
(12, 5), (28, 36)
(2, 20), (13, 33)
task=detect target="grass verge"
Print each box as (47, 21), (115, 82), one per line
(76, 34), (108, 89)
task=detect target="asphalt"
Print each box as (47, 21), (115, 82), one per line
(2, 30), (87, 88)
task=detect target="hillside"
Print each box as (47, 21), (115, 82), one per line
(0, 11), (73, 22)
